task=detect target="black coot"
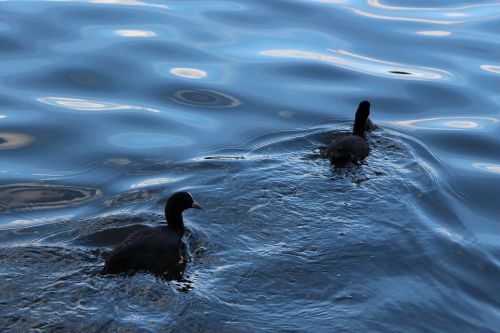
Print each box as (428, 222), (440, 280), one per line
(326, 101), (372, 166)
(102, 191), (202, 278)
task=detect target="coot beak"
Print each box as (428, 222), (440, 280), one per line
(191, 201), (202, 209)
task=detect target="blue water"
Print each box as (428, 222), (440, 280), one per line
(1, 0), (500, 331)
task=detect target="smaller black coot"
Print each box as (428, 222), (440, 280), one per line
(102, 191), (202, 278)
(326, 101), (372, 166)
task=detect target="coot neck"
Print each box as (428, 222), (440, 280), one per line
(352, 103), (370, 137)
(353, 114), (368, 136)
(165, 207), (185, 234)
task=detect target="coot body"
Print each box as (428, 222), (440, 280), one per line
(102, 192), (201, 278)
(326, 101), (371, 166)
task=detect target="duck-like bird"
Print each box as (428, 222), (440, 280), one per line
(326, 101), (372, 166)
(102, 192), (201, 279)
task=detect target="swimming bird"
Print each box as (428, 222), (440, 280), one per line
(102, 191), (202, 278)
(325, 101), (371, 166)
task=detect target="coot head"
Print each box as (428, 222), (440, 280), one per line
(166, 191), (202, 213)
(353, 100), (370, 136)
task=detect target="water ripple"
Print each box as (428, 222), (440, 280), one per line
(170, 68), (208, 79)
(113, 29), (156, 37)
(0, 183), (100, 213)
(352, 0), (500, 24)
(480, 65), (500, 74)
(37, 96), (159, 113)
(0, 132), (35, 150)
(53, 0), (168, 8)
(472, 163), (500, 174)
(261, 48), (451, 80)
(416, 30), (451, 36)
(394, 117), (498, 131)
(367, 1), (500, 12)
(108, 132), (190, 149)
(170, 89), (241, 107)
(130, 177), (181, 189)
(1, 0), (499, 331)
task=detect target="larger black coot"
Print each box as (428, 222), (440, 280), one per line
(326, 101), (372, 166)
(102, 191), (202, 278)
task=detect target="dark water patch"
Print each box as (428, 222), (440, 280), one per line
(264, 62), (359, 82)
(0, 35), (25, 55)
(16, 16), (70, 41)
(206, 11), (274, 28)
(405, 82), (476, 109)
(11, 66), (119, 93)
(203, 156), (245, 160)
(389, 70), (411, 75)
(56, 6), (156, 24)
(169, 88), (242, 108)
(123, 40), (222, 62)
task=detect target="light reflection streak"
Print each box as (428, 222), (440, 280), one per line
(394, 117), (498, 130)
(436, 227), (463, 240)
(131, 177), (180, 188)
(314, 0), (348, 3)
(346, 7), (463, 24)
(472, 163), (500, 174)
(416, 31), (451, 36)
(4, 215), (74, 229)
(113, 30), (156, 37)
(444, 13), (469, 17)
(37, 97), (159, 113)
(49, 0), (168, 8)
(367, 0), (500, 12)
(170, 68), (208, 79)
(0, 132), (35, 150)
(261, 48), (449, 80)
(480, 65), (500, 74)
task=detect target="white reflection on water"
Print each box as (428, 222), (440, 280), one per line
(170, 68), (208, 79)
(313, 0), (348, 3)
(367, 0), (500, 11)
(480, 65), (500, 74)
(260, 48), (449, 80)
(444, 12), (469, 17)
(49, 0), (168, 8)
(37, 97), (160, 113)
(105, 157), (133, 166)
(278, 111), (295, 118)
(130, 177), (180, 188)
(350, 1), (500, 24)
(472, 163), (500, 174)
(416, 31), (451, 36)
(0, 132), (35, 150)
(0, 115), (6, 119)
(4, 215), (74, 229)
(113, 30), (156, 37)
(346, 7), (463, 24)
(436, 227), (463, 240)
(394, 117), (498, 130)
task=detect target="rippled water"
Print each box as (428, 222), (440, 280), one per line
(1, 0), (500, 331)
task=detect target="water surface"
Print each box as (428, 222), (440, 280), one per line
(1, 0), (500, 332)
